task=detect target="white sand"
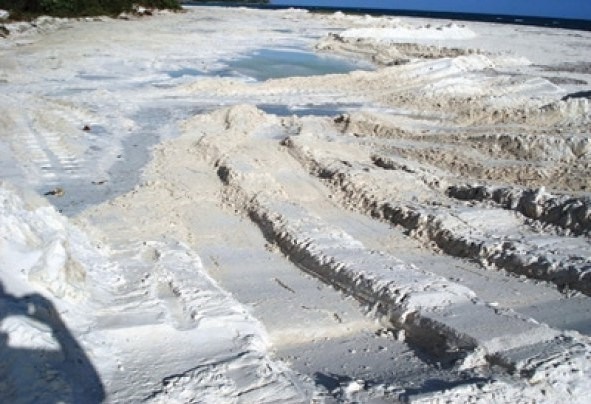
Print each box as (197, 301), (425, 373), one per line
(1, 6), (590, 402)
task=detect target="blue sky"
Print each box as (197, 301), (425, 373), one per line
(271, 0), (591, 20)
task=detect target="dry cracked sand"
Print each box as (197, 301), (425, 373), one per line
(0, 5), (590, 403)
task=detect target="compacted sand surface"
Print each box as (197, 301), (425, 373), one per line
(1, 6), (590, 403)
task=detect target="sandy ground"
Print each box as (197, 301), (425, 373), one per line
(1, 6), (591, 403)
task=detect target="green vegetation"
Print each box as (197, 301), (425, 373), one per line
(0, 0), (181, 19)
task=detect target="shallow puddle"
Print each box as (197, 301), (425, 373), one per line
(78, 73), (118, 81)
(167, 68), (204, 78)
(163, 48), (369, 82)
(224, 48), (372, 81)
(258, 102), (364, 117)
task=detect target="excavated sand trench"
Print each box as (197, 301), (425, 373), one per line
(1, 6), (591, 402)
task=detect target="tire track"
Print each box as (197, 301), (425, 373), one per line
(185, 104), (591, 401)
(284, 121), (591, 295)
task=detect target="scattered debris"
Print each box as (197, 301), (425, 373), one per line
(274, 277), (296, 293)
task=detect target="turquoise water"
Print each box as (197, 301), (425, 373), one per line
(225, 48), (370, 81)
(168, 68), (203, 78)
(163, 48), (371, 82)
(258, 102), (363, 117)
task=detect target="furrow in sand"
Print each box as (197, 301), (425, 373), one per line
(81, 107), (487, 400)
(284, 127), (591, 296)
(331, 110), (591, 193)
(447, 183), (591, 236)
(187, 104), (591, 400)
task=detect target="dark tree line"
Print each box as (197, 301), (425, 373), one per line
(0, 0), (181, 18)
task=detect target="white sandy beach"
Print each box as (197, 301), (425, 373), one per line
(1, 6), (590, 402)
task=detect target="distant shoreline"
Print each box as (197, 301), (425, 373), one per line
(183, 1), (591, 31)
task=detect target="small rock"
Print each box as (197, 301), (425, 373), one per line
(395, 329), (406, 342)
(0, 10), (9, 21)
(343, 379), (365, 395)
(44, 187), (65, 197)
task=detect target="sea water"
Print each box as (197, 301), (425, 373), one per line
(270, 0), (591, 21)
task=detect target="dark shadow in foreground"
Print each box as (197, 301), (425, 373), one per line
(0, 282), (105, 403)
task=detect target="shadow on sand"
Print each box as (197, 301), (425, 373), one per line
(0, 282), (105, 403)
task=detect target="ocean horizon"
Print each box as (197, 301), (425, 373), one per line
(185, 1), (591, 31)
(270, 0), (591, 21)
